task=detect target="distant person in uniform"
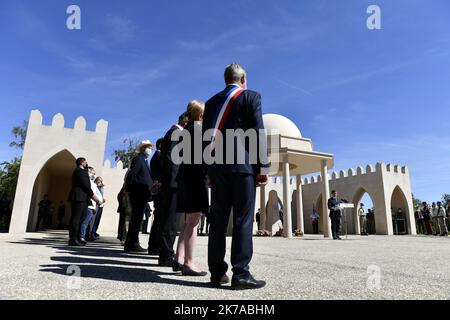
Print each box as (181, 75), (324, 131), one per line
(421, 202), (432, 235)
(57, 201), (66, 229)
(436, 202), (448, 236)
(36, 195), (52, 232)
(328, 190), (343, 240)
(431, 202), (439, 235)
(310, 207), (319, 234)
(358, 203), (368, 236)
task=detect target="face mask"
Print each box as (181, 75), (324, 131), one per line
(90, 174), (95, 181)
(145, 148), (152, 156)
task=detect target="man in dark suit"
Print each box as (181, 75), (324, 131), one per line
(158, 114), (188, 266)
(68, 158), (98, 246)
(328, 190), (343, 240)
(203, 63), (268, 290)
(124, 140), (154, 253)
(148, 138), (163, 255)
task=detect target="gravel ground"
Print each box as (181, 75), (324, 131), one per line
(0, 231), (449, 300)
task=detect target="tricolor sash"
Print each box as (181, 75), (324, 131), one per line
(209, 85), (246, 152)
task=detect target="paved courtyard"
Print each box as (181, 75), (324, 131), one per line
(0, 231), (449, 300)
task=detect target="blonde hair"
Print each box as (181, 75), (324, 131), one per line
(186, 100), (205, 122)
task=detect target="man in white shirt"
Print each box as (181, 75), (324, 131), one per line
(358, 203), (368, 236)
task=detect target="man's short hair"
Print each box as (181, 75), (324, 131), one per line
(331, 190), (337, 194)
(76, 157), (86, 166)
(178, 112), (188, 125)
(156, 138), (163, 150)
(224, 63), (246, 84)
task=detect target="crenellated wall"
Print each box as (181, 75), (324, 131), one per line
(256, 162), (415, 236)
(99, 160), (127, 233)
(9, 110), (109, 233)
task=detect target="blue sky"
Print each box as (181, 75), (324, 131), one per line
(1, 0), (449, 202)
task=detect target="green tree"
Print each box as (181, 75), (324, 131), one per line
(9, 121), (28, 150)
(442, 194), (450, 204)
(412, 194), (422, 210)
(0, 157), (21, 200)
(112, 138), (139, 169)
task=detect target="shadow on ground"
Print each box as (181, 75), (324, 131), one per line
(8, 231), (216, 289)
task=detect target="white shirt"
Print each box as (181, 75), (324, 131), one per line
(89, 180), (104, 210)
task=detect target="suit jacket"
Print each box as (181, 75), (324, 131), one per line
(328, 197), (343, 218)
(202, 85), (267, 176)
(161, 125), (182, 188)
(125, 153), (153, 200)
(68, 167), (94, 204)
(150, 150), (163, 181)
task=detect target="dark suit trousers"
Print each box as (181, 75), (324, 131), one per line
(330, 212), (341, 239)
(69, 201), (88, 241)
(208, 172), (256, 279)
(159, 187), (178, 260)
(125, 193), (147, 247)
(148, 194), (162, 251)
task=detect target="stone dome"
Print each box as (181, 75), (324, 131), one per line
(263, 114), (302, 138)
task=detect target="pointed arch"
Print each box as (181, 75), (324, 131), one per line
(390, 185), (411, 235)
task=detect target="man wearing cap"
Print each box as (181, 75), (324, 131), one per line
(124, 140), (154, 253)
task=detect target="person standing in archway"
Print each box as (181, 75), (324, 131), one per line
(68, 158), (100, 246)
(36, 194), (51, 232)
(310, 205), (320, 234)
(57, 201), (66, 229)
(358, 203), (368, 236)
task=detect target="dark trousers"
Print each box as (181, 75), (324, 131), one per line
(117, 211), (126, 241)
(208, 172), (256, 279)
(90, 206), (103, 237)
(159, 187), (178, 260)
(312, 220), (319, 234)
(148, 194), (162, 252)
(125, 193), (147, 247)
(69, 201), (88, 241)
(36, 214), (45, 232)
(330, 213), (341, 239)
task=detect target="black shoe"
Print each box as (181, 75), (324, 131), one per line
(181, 265), (207, 277)
(79, 238), (87, 245)
(86, 237), (95, 242)
(124, 244), (147, 254)
(158, 257), (174, 267)
(231, 274), (266, 290)
(68, 240), (83, 246)
(336, 237), (342, 240)
(210, 274), (230, 288)
(172, 260), (183, 272)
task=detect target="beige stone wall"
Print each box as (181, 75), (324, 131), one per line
(9, 110), (108, 234)
(255, 162), (415, 236)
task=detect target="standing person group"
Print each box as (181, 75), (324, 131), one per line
(67, 64), (269, 290)
(416, 201), (448, 236)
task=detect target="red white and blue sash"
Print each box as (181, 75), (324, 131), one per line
(209, 85), (246, 151)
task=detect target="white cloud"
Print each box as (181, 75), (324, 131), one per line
(104, 14), (137, 42)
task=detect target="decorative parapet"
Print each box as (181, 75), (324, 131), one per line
(300, 163), (410, 186)
(28, 109), (108, 134)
